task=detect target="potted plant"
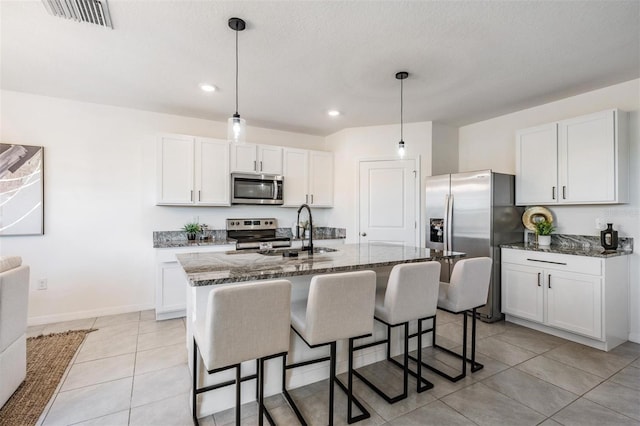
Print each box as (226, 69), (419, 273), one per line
(534, 220), (555, 246)
(183, 221), (201, 241)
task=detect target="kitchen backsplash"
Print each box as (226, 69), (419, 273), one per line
(532, 233), (634, 252)
(153, 227), (346, 246)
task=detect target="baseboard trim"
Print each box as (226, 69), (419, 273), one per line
(27, 303), (155, 326)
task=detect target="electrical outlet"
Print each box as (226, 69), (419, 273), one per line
(37, 278), (47, 290)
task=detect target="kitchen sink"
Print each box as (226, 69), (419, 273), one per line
(257, 247), (338, 257)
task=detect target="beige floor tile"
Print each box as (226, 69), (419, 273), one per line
(213, 401), (259, 425)
(516, 355), (603, 395)
(93, 311), (140, 328)
(385, 400), (476, 425)
(131, 364), (191, 408)
(419, 346), (510, 382)
(139, 309), (156, 321)
(42, 318), (96, 335)
(138, 317), (185, 335)
(27, 325), (45, 337)
(552, 397), (639, 426)
(538, 419), (563, 426)
(129, 392), (193, 426)
(75, 334), (137, 363)
(134, 342), (187, 375)
(61, 353), (135, 391)
(482, 368), (578, 416)
(609, 365), (640, 391)
(70, 410), (130, 426)
(632, 358), (640, 368)
(474, 335), (538, 366)
(441, 382), (546, 426)
(491, 327), (566, 354)
(291, 387), (386, 426)
(544, 342), (633, 379)
(136, 325), (186, 351)
(435, 310), (462, 326)
(583, 380), (640, 421)
(42, 378), (132, 426)
(609, 341), (640, 359)
(82, 323), (139, 344)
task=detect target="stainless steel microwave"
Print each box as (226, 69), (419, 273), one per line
(231, 173), (284, 205)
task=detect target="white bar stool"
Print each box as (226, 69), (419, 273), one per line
(352, 261), (441, 403)
(420, 257), (492, 382)
(192, 279), (296, 426)
(283, 270), (376, 425)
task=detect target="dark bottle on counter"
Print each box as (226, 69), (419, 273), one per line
(600, 223), (618, 250)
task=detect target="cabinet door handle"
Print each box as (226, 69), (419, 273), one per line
(260, 161), (263, 171)
(537, 272), (541, 287)
(552, 186), (556, 200)
(253, 160), (257, 171)
(548, 274), (552, 289)
(305, 194), (309, 204)
(198, 190), (201, 202)
(310, 194), (314, 204)
(526, 258), (567, 266)
(562, 186), (566, 199)
(190, 190), (193, 202)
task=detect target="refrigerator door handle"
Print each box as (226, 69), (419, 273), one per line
(444, 194), (453, 252)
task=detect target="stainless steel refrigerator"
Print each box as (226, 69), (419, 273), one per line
(425, 170), (524, 322)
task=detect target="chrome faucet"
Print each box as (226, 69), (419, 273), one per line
(296, 203), (313, 254)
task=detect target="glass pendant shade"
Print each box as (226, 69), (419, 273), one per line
(398, 140), (405, 158)
(227, 113), (246, 143)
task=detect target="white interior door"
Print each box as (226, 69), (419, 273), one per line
(359, 159), (419, 246)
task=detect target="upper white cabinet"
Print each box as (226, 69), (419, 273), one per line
(230, 143), (283, 175)
(157, 134), (230, 206)
(283, 148), (334, 208)
(516, 109), (628, 205)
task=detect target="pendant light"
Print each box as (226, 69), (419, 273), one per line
(396, 71), (408, 158)
(227, 17), (246, 143)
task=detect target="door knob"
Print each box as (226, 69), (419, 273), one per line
(360, 232), (367, 237)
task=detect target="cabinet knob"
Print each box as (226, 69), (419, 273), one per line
(360, 232), (367, 237)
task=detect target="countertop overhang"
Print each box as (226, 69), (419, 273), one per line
(176, 243), (465, 286)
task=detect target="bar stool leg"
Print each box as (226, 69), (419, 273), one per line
(192, 339), (199, 426)
(258, 358), (264, 426)
(235, 365), (241, 426)
(329, 342), (336, 426)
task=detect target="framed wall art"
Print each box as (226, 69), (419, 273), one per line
(0, 143), (44, 236)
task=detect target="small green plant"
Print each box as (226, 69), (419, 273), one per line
(182, 222), (201, 234)
(534, 220), (555, 236)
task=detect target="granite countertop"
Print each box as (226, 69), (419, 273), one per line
(176, 243), (465, 286)
(501, 242), (633, 258)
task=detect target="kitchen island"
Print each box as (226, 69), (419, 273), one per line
(177, 243), (464, 418)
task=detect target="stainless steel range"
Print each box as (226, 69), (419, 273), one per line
(226, 218), (291, 250)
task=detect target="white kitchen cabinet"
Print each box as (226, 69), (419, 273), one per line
(230, 143), (283, 174)
(515, 109), (628, 205)
(157, 135), (230, 206)
(282, 148), (334, 207)
(156, 244), (234, 320)
(501, 248), (628, 350)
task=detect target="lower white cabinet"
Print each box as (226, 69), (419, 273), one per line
(501, 248), (628, 351)
(156, 245), (234, 320)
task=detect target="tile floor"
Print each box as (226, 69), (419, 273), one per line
(29, 310), (640, 426)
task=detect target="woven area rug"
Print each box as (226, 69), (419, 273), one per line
(0, 329), (94, 426)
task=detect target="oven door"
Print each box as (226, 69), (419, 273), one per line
(231, 173), (284, 205)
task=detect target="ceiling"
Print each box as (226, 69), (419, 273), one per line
(1, 0), (639, 136)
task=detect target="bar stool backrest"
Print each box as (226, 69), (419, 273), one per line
(383, 261), (441, 324)
(304, 270), (376, 346)
(445, 257), (492, 312)
(202, 280), (292, 370)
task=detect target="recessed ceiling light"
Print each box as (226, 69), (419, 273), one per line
(328, 110), (341, 117)
(200, 84), (216, 92)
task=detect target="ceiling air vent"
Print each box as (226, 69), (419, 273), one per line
(42, 0), (113, 29)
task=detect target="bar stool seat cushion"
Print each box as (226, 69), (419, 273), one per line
(195, 280), (292, 371)
(291, 270), (376, 347)
(437, 257), (492, 313)
(375, 262), (441, 325)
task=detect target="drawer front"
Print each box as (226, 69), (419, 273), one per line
(502, 248), (602, 276)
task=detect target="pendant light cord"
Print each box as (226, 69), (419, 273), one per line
(400, 77), (404, 141)
(235, 29), (239, 115)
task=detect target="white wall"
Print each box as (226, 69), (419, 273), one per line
(325, 121), (433, 246)
(0, 90), (328, 324)
(458, 79), (640, 342)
